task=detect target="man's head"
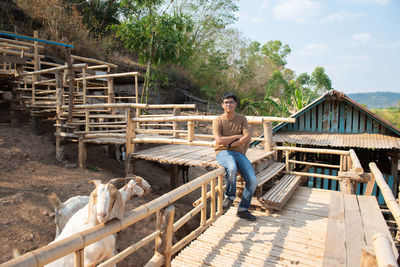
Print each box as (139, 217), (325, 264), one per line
(221, 92), (238, 113)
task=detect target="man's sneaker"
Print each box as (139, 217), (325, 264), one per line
(236, 210), (257, 221)
(222, 198), (233, 210)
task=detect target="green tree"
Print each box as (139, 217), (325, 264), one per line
(310, 66), (332, 94)
(261, 40), (291, 68)
(114, 0), (193, 103)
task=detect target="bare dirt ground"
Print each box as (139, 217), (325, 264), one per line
(0, 122), (206, 266)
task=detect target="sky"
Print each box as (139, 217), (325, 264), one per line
(234, 0), (400, 94)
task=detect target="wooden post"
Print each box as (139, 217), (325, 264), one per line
(55, 71), (64, 162)
(33, 31), (40, 81)
(187, 121), (194, 142)
(107, 77), (115, 113)
(78, 138), (86, 169)
(82, 67), (87, 104)
(339, 155), (344, 172)
(285, 150), (290, 172)
(154, 205), (175, 267)
(217, 174), (223, 213)
(74, 249), (84, 267)
(173, 108), (181, 138)
(372, 233), (398, 267)
(210, 178), (216, 219)
(339, 178), (354, 194)
(349, 149), (363, 174)
(170, 165), (179, 189)
(263, 121), (273, 152)
(126, 109), (136, 155)
(64, 47), (74, 122)
(85, 109), (90, 133)
(201, 183), (207, 226)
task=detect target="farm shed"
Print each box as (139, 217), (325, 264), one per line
(271, 90), (400, 200)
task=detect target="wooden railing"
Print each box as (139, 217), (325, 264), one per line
(275, 146), (366, 193)
(126, 115), (296, 155)
(1, 167), (226, 267)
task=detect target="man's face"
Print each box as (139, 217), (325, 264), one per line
(222, 98), (237, 113)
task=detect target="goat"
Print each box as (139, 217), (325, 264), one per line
(45, 180), (124, 267)
(47, 193), (89, 237)
(48, 176), (151, 236)
(45, 178), (149, 267)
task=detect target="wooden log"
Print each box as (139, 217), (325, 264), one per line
(71, 55), (118, 68)
(132, 115), (295, 124)
(372, 233), (398, 267)
(33, 31), (40, 80)
(144, 252), (164, 267)
(74, 249), (84, 267)
(75, 72), (138, 81)
(99, 231), (160, 267)
(170, 165), (179, 189)
(286, 170), (339, 180)
(64, 47), (74, 122)
(338, 172), (371, 183)
(61, 103), (148, 109)
(125, 109), (136, 155)
(155, 205), (175, 267)
(173, 108), (181, 138)
(210, 178), (216, 219)
(370, 163), (400, 227)
(78, 138), (86, 169)
(107, 77), (114, 112)
(263, 121), (273, 152)
(0, 37), (44, 48)
(17, 63), (86, 77)
(187, 121), (194, 142)
(218, 175), (223, 213)
(339, 178), (354, 194)
(0, 48), (45, 59)
(200, 184), (207, 226)
(349, 149), (363, 174)
(276, 146), (350, 156)
(131, 137), (214, 147)
(288, 159), (340, 169)
(285, 151), (290, 172)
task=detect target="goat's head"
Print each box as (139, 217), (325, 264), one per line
(86, 180), (124, 225)
(122, 179), (145, 200)
(129, 176), (152, 194)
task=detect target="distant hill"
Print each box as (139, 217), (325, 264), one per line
(347, 92), (400, 109)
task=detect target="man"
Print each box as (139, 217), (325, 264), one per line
(212, 92), (257, 221)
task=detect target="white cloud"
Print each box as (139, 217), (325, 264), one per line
(260, 0), (270, 9)
(299, 43), (329, 55)
(321, 11), (364, 23)
(273, 0), (323, 23)
(338, 55), (369, 62)
(376, 41), (400, 48)
(350, 0), (389, 5)
(352, 32), (373, 44)
(252, 17), (266, 23)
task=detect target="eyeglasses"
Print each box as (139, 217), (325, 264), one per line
(223, 101), (236, 105)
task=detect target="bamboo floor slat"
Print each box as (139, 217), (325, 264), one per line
(133, 144), (268, 168)
(171, 186), (331, 266)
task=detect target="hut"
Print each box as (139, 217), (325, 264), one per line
(271, 90), (400, 200)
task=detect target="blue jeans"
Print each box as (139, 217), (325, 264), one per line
(216, 150), (257, 211)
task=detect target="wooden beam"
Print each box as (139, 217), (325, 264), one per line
(349, 149), (363, 174)
(64, 47), (74, 122)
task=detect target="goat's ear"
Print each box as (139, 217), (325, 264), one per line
(134, 184), (145, 198)
(109, 185), (125, 221)
(89, 180), (101, 187)
(85, 190), (97, 224)
(47, 192), (62, 208)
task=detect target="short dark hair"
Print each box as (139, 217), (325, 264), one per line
(221, 92), (238, 103)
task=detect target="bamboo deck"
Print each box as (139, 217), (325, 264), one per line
(172, 186), (397, 266)
(172, 186), (331, 266)
(132, 145), (269, 168)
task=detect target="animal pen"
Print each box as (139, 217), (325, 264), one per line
(1, 32), (400, 266)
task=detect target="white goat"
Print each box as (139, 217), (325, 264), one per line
(47, 193), (89, 237)
(48, 176), (151, 237)
(45, 179), (148, 267)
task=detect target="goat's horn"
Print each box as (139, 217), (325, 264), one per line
(89, 180), (101, 187)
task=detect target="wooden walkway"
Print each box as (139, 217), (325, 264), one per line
(132, 145), (269, 168)
(172, 187), (331, 266)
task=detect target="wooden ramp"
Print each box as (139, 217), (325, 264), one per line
(172, 187), (331, 266)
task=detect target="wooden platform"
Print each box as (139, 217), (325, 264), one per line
(172, 187), (331, 266)
(132, 145), (269, 168)
(172, 187), (396, 266)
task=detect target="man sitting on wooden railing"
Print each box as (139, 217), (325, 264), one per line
(212, 92), (257, 221)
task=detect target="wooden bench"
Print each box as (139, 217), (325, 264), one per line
(235, 161), (286, 209)
(259, 174), (302, 210)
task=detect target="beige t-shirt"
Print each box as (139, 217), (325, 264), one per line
(212, 113), (250, 155)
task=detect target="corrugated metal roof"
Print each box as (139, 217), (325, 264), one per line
(273, 132), (400, 149)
